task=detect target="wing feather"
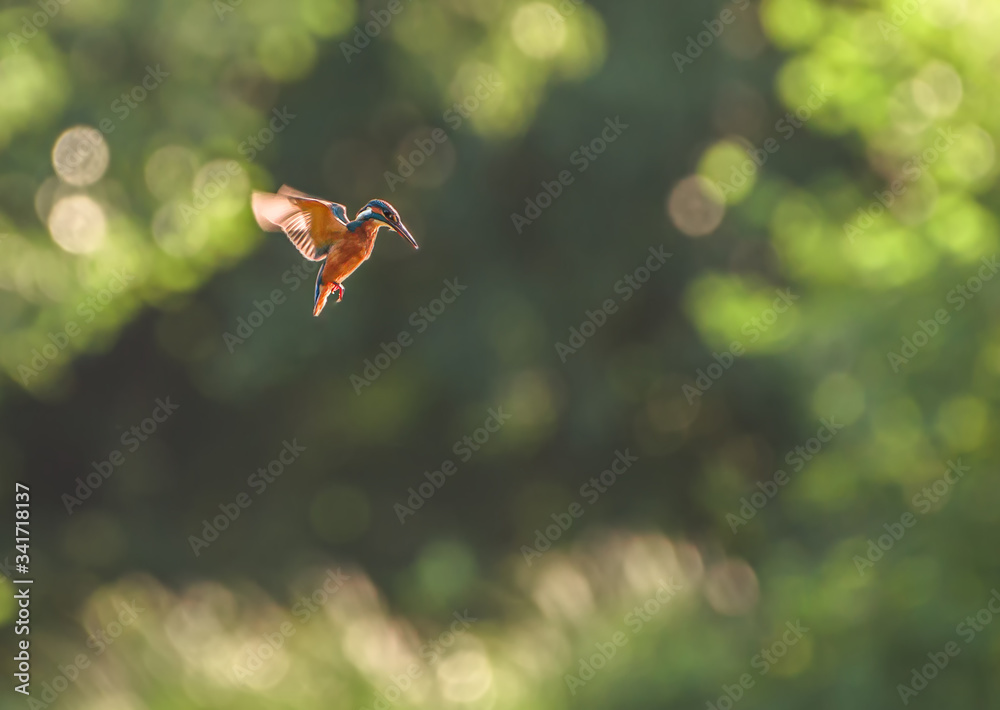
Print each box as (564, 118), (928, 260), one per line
(251, 187), (350, 261)
(278, 185), (349, 225)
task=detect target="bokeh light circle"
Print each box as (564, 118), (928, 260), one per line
(192, 160), (250, 217)
(438, 650), (493, 702)
(667, 175), (726, 237)
(52, 126), (110, 186)
(145, 145), (198, 201)
(48, 195), (107, 254)
(511, 3), (567, 58)
(912, 61), (963, 118)
(704, 559), (759, 616)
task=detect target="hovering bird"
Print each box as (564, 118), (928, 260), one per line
(251, 185), (419, 316)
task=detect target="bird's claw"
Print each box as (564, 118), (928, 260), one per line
(313, 282), (345, 316)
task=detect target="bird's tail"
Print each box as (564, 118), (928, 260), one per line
(313, 263), (341, 317)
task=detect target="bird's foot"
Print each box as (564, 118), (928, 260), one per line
(332, 282), (344, 302)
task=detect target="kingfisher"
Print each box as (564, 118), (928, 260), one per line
(251, 185), (419, 316)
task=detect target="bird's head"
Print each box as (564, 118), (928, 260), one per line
(356, 199), (418, 249)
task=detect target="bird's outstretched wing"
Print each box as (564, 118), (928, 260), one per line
(276, 185), (349, 225)
(251, 185), (350, 261)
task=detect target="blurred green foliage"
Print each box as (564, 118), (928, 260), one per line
(2, 0), (1000, 707)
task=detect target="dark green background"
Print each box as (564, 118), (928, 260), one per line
(1, 0), (998, 707)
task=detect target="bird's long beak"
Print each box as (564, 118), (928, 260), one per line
(377, 214), (419, 249)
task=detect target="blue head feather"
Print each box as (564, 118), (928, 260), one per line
(348, 199), (399, 231)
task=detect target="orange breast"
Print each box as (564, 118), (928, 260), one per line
(322, 234), (376, 283)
